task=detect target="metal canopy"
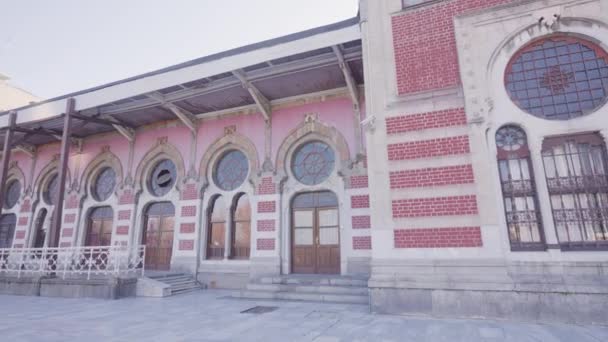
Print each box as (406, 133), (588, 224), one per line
(0, 17), (363, 149)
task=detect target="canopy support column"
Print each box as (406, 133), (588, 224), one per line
(49, 98), (75, 248)
(0, 111), (17, 216)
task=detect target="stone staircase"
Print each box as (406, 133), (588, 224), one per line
(230, 275), (369, 305)
(145, 273), (202, 296)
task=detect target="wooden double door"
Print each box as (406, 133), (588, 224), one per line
(292, 191), (340, 274)
(143, 202), (175, 270)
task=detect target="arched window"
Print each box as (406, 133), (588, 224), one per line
(207, 196), (226, 259)
(542, 133), (608, 250)
(505, 35), (608, 120)
(148, 159), (177, 197)
(496, 126), (545, 250)
(230, 194), (251, 259)
(291, 141), (336, 185)
(86, 206), (114, 246)
(4, 180), (21, 209)
(92, 167), (116, 201)
(0, 214), (16, 248)
(33, 209), (47, 248)
(214, 150), (249, 191)
(44, 174), (59, 205)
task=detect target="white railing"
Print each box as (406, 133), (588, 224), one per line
(0, 245), (145, 280)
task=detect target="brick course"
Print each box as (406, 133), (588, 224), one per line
(14, 230), (25, 239)
(257, 238), (275, 251)
(119, 190), (135, 205)
(392, 195), (478, 218)
(350, 175), (369, 189)
(353, 236), (372, 250)
(179, 240), (194, 251)
(116, 226), (129, 235)
(257, 219), (276, 232)
(180, 223), (195, 234)
(181, 205), (197, 217)
(18, 217), (28, 226)
(352, 215), (371, 229)
(61, 228), (73, 237)
(386, 108), (467, 134)
(394, 227), (483, 248)
(64, 213), (76, 223)
(66, 195), (79, 209)
(257, 201), (276, 213)
(20, 199), (31, 213)
(118, 210), (131, 220)
(390, 164), (474, 189)
(181, 184), (198, 200)
(387, 136), (470, 161)
(257, 177), (277, 195)
(392, 0), (515, 94)
(351, 195), (370, 209)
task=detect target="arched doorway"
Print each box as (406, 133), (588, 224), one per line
(32, 209), (47, 248)
(86, 207), (113, 247)
(291, 191), (339, 274)
(0, 214), (16, 249)
(143, 202), (175, 270)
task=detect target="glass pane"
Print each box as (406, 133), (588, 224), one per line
(294, 227), (313, 245)
(291, 141), (335, 185)
(5, 180), (20, 209)
(209, 223), (225, 248)
(147, 202), (175, 216)
(93, 167), (116, 201)
(294, 210), (313, 227)
(234, 222), (251, 248)
(319, 227), (339, 245)
(210, 197), (226, 222)
(214, 150), (249, 191)
(318, 209), (338, 227)
(148, 159), (177, 197)
(144, 216), (160, 245)
(234, 195), (251, 221)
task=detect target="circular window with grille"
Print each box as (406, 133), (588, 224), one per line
(148, 159), (177, 197)
(213, 150), (249, 191)
(291, 141), (335, 186)
(505, 35), (608, 120)
(92, 167), (116, 201)
(4, 180), (21, 209)
(44, 174), (59, 205)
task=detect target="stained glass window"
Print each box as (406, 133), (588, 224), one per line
(4, 180), (20, 209)
(148, 159), (177, 197)
(505, 35), (608, 120)
(495, 126), (545, 250)
(44, 174), (59, 205)
(214, 150), (249, 191)
(231, 194), (251, 259)
(93, 167), (116, 201)
(291, 141), (335, 185)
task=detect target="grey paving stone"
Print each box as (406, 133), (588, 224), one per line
(0, 290), (606, 341)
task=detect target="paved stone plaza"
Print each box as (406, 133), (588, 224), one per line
(0, 290), (606, 341)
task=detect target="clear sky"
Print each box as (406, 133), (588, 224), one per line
(0, 0), (359, 99)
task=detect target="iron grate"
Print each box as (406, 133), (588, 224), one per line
(240, 306), (278, 314)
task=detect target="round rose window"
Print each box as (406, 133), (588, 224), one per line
(213, 150), (249, 191)
(291, 141), (335, 185)
(505, 35), (608, 120)
(93, 167), (116, 201)
(4, 180), (20, 209)
(148, 159), (177, 197)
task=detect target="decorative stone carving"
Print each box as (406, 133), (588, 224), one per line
(224, 125), (237, 135)
(361, 115), (376, 133)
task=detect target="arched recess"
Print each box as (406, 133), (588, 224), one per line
(275, 118), (351, 177)
(133, 141), (186, 191)
(6, 163), (26, 196)
(33, 159), (72, 205)
(78, 150), (124, 197)
(199, 132), (260, 185)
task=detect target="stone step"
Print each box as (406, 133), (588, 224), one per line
(231, 290), (369, 305)
(148, 274), (191, 282)
(147, 273), (188, 280)
(171, 282), (200, 292)
(255, 276), (368, 287)
(171, 286), (203, 296)
(163, 278), (195, 286)
(246, 283), (369, 296)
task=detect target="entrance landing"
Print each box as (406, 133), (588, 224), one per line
(230, 274), (369, 305)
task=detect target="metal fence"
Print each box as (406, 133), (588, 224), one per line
(0, 245), (145, 280)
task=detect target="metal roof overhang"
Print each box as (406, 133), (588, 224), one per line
(0, 17), (363, 148)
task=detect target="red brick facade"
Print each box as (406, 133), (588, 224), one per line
(66, 195), (79, 209)
(181, 184), (199, 200)
(352, 215), (371, 229)
(392, 0), (515, 95)
(17, 217), (28, 226)
(14, 230), (25, 239)
(64, 213), (76, 223)
(386, 108), (467, 134)
(118, 210), (131, 220)
(180, 223), (195, 234)
(387, 136), (470, 161)
(390, 165), (474, 189)
(394, 227), (482, 248)
(257, 238), (275, 250)
(351, 195), (370, 209)
(20, 199), (31, 213)
(257, 177), (277, 195)
(353, 236), (372, 250)
(62, 228), (73, 237)
(116, 225), (129, 235)
(181, 205), (196, 217)
(350, 175), (369, 189)
(392, 195), (478, 218)
(119, 190), (135, 205)
(179, 240), (194, 250)
(257, 219), (276, 232)
(257, 201), (276, 213)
